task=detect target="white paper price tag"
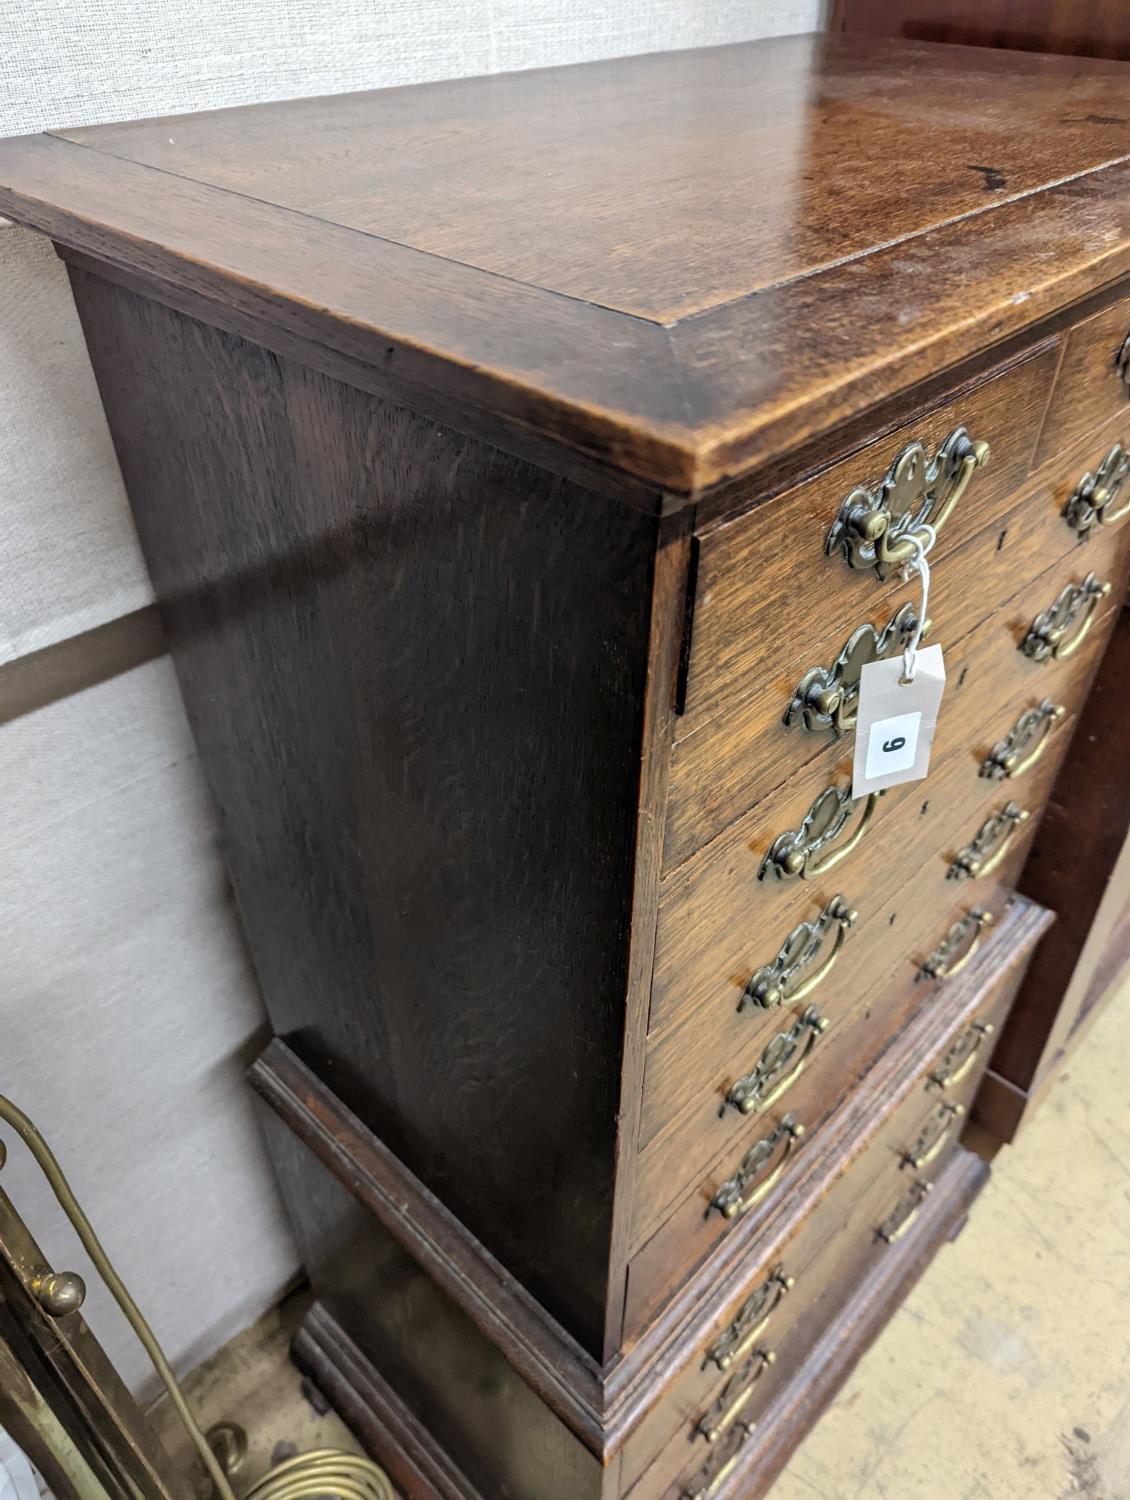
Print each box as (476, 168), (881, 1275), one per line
(852, 644), (946, 798)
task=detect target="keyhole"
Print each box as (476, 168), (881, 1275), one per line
(958, 666), (969, 689)
(997, 527), (1009, 552)
(920, 800), (930, 817)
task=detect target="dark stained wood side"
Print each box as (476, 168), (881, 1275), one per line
(263, 1115), (614, 1500)
(66, 268), (660, 1361)
(989, 603), (1130, 1097)
(830, 0), (1130, 59)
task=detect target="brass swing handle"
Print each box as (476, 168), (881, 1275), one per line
(929, 1020), (995, 1090)
(877, 1179), (932, 1245)
(682, 1421), (755, 1500)
(740, 897), (857, 1011)
(724, 1006), (829, 1117)
(704, 1268), (795, 1373)
(760, 785), (880, 882)
(1064, 441), (1130, 540)
(947, 803), (1029, 881)
(1019, 572), (1111, 663)
(980, 699), (1065, 781)
(917, 908), (994, 981)
(902, 1101), (965, 1171)
(710, 1116), (806, 1222)
(785, 604), (923, 736)
(695, 1348), (777, 1443)
(826, 428), (991, 577)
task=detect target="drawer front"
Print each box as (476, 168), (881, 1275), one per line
(679, 346), (1058, 743)
(666, 410), (1130, 872)
(622, 917), (1030, 1498)
(623, 817), (1042, 1339)
(651, 557), (1120, 1047)
(633, 730), (1068, 1256)
(1036, 297), (1130, 467)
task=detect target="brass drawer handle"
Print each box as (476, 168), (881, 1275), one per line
(1019, 572), (1111, 663)
(917, 908), (993, 982)
(1116, 331), (1130, 392)
(929, 1020), (995, 1090)
(877, 1180), (932, 1245)
(760, 783), (880, 882)
(785, 603), (922, 736)
(682, 1421), (755, 1500)
(695, 1349), (777, 1443)
(724, 1006), (829, 1117)
(703, 1267), (794, 1373)
(710, 1116), (805, 1222)
(826, 427), (990, 578)
(980, 698), (1065, 781)
(739, 896), (857, 1011)
(1064, 442), (1130, 540)
(947, 803), (1029, 881)
(902, 1100), (965, 1170)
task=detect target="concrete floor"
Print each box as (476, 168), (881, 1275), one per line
(153, 984), (1130, 1500)
(774, 983), (1130, 1500)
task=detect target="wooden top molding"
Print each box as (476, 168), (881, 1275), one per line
(1, 34), (1128, 498)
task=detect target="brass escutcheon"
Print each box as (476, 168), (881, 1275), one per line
(826, 427), (990, 578)
(739, 897), (857, 1011)
(703, 1268), (794, 1373)
(723, 1006), (829, 1117)
(710, 1116), (805, 1222)
(947, 803), (1029, 881)
(877, 1179), (932, 1245)
(1064, 442), (1130, 540)
(785, 604), (922, 736)
(917, 908), (994, 981)
(929, 1020), (995, 1090)
(695, 1349), (777, 1443)
(1019, 572), (1111, 663)
(682, 1420), (755, 1500)
(980, 699), (1065, 781)
(902, 1100), (965, 1171)
(759, 783), (881, 882)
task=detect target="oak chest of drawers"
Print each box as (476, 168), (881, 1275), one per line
(2, 33), (1127, 1500)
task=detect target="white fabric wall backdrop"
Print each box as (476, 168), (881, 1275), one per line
(0, 0), (826, 1393)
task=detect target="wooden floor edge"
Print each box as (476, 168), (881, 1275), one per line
(730, 1148), (991, 1500)
(294, 1300), (485, 1500)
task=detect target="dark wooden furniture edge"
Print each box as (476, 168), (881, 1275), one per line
(722, 1148), (991, 1500)
(0, 127), (1126, 500)
(251, 899), (1052, 1462)
(248, 1040), (606, 1451)
(294, 1301), (487, 1500)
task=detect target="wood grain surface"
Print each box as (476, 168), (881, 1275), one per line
(68, 269), (662, 1360)
(0, 38), (1127, 494)
(830, 0), (1130, 60)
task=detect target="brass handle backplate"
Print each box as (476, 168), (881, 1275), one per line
(760, 784), (880, 882)
(1064, 441), (1130, 540)
(1116, 332), (1130, 393)
(980, 698), (1065, 781)
(710, 1116), (805, 1222)
(825, 428), (991, 578)
(785, 604), (922, 736)
(947, 803), (1029, 881)
(1019, 572), (1111, 663)
(930, 1020), (995, 1090)
(739, 897), (857, 1011)
(877, 1180), (932, 1245)
(682, 1420), (755, 1500)
(703, 1267), (794, 1373)
(724, 1005), (829, 1117)
(902, 1100), (965, 1171)
(695, 1348), (777, 1443)
(917, 908), (994, 981)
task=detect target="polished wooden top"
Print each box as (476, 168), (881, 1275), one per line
(1, 34), (1128, 496)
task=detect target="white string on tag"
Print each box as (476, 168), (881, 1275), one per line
(899, 523), (936, 683)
